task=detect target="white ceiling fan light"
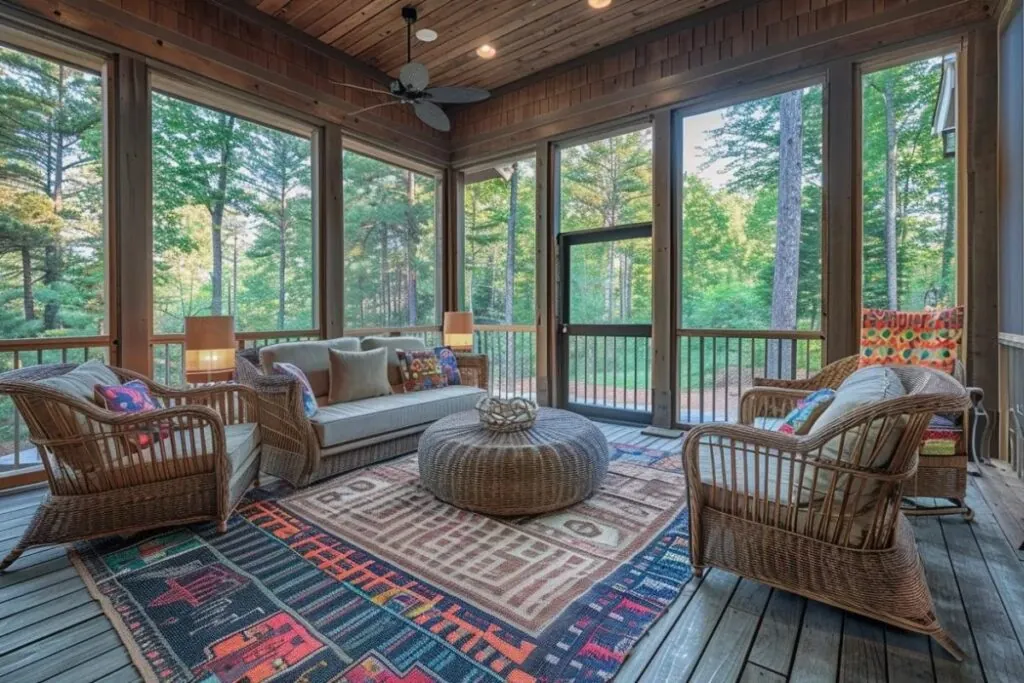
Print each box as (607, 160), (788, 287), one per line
(329, 5), (492, 132)
(588, 0), (612, 8)
(476, 44), (497, 59)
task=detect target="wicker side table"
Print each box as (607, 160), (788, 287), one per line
(418, 408), (609, 516)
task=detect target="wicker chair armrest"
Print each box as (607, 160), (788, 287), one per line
(456, 353), (489, 392)
(112, 368), (259, 425)
(753, 355), (858, 391)
(739, 387), (812, 424)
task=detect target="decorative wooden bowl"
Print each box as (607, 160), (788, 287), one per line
(475, 396), (538, 432)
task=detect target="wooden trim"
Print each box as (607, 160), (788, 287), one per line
(452, 169), (466, 310)
(477, 324), (538, 333)
(825, 59), (859, 363)
(151, 330), (320, 344)
(342, 326), (443, 337)
(343, 138), (445, 178)
(675, 329), (826, 340)
(443, 168), (460, 314)
(651, 109), (674, 428)
(536, 141), (553, 407)
(999, 332), (1024, 349)
(111, 54), (152, 375)
(0, 336), (111, 352)
(320, 125), (344, 339)
(0, 467), (46, 491)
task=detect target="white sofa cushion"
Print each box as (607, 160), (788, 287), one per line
(259, 338), (359, 398)
(310, 385), (485, 447)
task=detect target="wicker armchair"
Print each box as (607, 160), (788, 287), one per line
(685, 366), (970, 659)
(236, 352), (489, 487)
(0, 364), (261, 572)
(752, 355), (980, 518)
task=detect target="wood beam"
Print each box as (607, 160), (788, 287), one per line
(824, 59), (859, 362)
(110, 54), (152, 375)
(320, 124), (343, 339)
(965, 23), (1000, 400)
(651, 110), (675, 427)
(536, 141), (554, 407)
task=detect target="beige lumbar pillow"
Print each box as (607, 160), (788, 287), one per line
(37, 359), (120, 405)
(328, 348), (392, 403)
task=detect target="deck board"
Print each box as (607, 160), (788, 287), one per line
(0, 422), (1019, 682)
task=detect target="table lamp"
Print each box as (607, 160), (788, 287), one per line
(184, 316), (236, 383)
(443, 311), (474, 351)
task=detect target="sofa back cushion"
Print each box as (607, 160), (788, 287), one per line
(360, 336), (427, 386)
(259, 338), (359, 397)
(328, 348), (392, 403)
(38, 359), (120, 406)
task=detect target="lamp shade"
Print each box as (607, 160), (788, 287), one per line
(184, 316), (236, 379)
(443, 311), (474, 351)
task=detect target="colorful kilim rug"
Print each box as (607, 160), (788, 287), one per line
(72, 441), (691, 683)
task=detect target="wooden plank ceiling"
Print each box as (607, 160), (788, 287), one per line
(249, 0), (731, 90)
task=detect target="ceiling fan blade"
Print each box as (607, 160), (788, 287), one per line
(424, 86), (490, 104)
(413, 101), (450, 132)
(330, 81), (394, 96)
(399, 62), (430, 91)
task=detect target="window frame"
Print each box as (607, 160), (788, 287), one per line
(340, 138), (446, 334)
(148, 73), (322, 338)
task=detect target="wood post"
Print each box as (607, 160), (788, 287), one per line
(110, 54), (152, 375)
(651, 110), (676, 428)
(536, 141), (554, 407)
(824, 59), (859, 364)
(320, 124), (343, 339)
(443, 168), (462, 314)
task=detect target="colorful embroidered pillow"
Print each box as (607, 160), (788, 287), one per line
(397, 349), (449, 392)
(858, 306), (963, 374)
(432, 346), (462, 386)
(94, 380), (167, 447)
(273, 362), (318, 417)
(776, 389), (836, 435)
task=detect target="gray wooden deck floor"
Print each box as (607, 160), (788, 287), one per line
(0, 423), (1021, 683)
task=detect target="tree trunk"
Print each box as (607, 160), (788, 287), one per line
(883, 78), (899, 310)
(209, 114), (236, 316)
(278, 184), (287, 330)
(405, 171), (418, 326)
(939, 170), (955, 303)
(768, 90), (803, 377)
(504, 163), (519, 324)
(42, 66), (67, 331)
(21, 248), (34, 322)
(381, 223), (390, 326)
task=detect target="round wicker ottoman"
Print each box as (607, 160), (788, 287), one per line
(418, 408), (609, 516)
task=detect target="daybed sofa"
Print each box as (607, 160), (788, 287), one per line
(236, 336), (488, 487)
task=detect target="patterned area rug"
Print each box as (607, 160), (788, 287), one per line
(72, 441), (690, 682)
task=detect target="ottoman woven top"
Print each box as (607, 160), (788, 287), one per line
(418, 407), (609, 516)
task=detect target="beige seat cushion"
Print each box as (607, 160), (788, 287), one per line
(259, 338), (359, 397)
(328, 348), (392, 403)
(310, 385), (485, 447)
(360, 337), (427, 386)
(37, 360), (120, 405)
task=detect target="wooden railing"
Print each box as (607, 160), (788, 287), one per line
(343, 325), (443, 347)
(565, 327), (652, 416)
(0, 336), (113, 485)
(999, 333), (1024, 479)
(475, 324), (537, 399)
(677, 328), (824, 425)
(151, 329), (321, 386)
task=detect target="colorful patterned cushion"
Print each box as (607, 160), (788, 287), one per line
(397, 349), (449, 392)
(776, 389), (835, 435)
(94, 380), (166, 447)
(858, 306), (963, 373)
(433, 346), (462, 386)
(273, 362), (318, 418)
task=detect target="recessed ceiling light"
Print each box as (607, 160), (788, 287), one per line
(476, 44), (496, 59)
(415, 28), (438, 42)
(588, 0), (612, 8)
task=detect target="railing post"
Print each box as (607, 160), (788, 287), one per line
(651, 110), (676, 427)
(319, 124), (343, 340)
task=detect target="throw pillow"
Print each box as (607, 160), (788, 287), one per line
(433, 346), (462, 386)
(397, 349), (448, 392)
(273, 362), (318, 417)
(94, 379), (167, 447)
(775, 389), (835, 435)
(328, 348), (392, 403)
(37, 359), (121, 406)
(858, 306), (963, 374)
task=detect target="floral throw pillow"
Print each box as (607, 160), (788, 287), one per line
(273, 362), (318, 418)
(94, 380), (167, 447)
(432, 346), (462, 386)
(398, 349), (449, 392)
(858, 306), (963, 374)
(776, 389), (836, 435)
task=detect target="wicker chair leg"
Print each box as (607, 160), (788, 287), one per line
(691, 566), (704, 578)
(931, 628), (965, 662)
(0, 545), (26, 573)
(216, 520), (228, 533)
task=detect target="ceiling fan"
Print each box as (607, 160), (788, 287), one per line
(332, 6), (490, 132)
